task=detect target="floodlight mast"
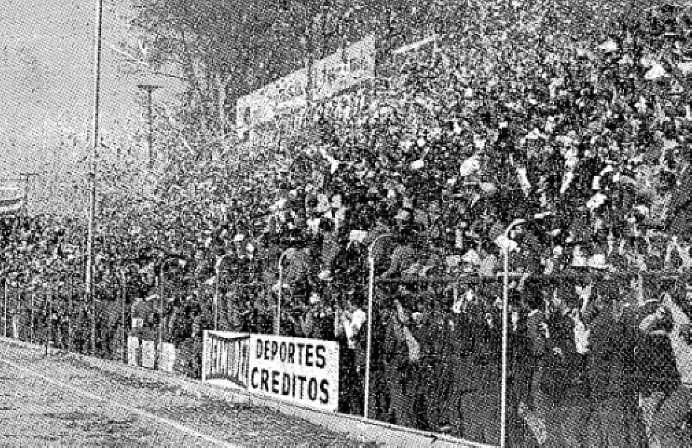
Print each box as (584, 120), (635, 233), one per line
(85, 0), (103, 356)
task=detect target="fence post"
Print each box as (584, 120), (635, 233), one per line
(30, 291), (34, 344)
(276, 250), (291, 336)
(156, 270), (164, 370)
(68, 274), (74, 352)
(500, 219), (525, 448)
(15, 284), (20, 340)
(364, 233), (392, 420)
(46, 288), (53, 356)
(120, 273), (127, 363)
(3, 279), (7, 338)
(213, 271), (220, 331)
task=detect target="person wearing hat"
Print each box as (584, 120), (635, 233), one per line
(665, 145), (692, 239)
(540, 286), (591, 448)
(521, 281), (549, 416)
(334, 291), (366, 415)
(507, 286), (545, 446)
(649, 280), (692, 447)
(583, 279), (631, 447)
(636, 301), (682, 448)
(383, 289), (422, 428)
(382, 213), (417, 279)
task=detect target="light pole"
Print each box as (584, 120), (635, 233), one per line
(499, 218), (525, 448)
(85, 0), (104, 357)
(363, 233), (393, 419)
(137, 84), (161, 168)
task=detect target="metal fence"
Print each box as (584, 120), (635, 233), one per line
(3, 255), (691, 447)
(360, 270), (692, 447)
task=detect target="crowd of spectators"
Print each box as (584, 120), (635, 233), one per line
(2, 1), (692, 446)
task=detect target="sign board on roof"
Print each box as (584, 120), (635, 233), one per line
(236, 68), (309, 133)
(236, 34), (375, 135)
(310, 34), (375, 102)
(0, 185), (23, 216)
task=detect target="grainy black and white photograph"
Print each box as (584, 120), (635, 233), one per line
(1, 1), (692, 447)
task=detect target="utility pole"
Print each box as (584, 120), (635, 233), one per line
(86, 0), (104, 357)
(137, 84), (160, 168)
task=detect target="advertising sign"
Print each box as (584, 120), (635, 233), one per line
(158, 342), (176, 373)
(248, 334), (339, 412)
(0, 186), (23, 216)
(311, 34), (375, 102)
(236, 68), (309, 133)
(142, 340), (156, 369)
(201, 330), (251, 389)
(127, 336), (140, 367)
(236, 34), (375, 134)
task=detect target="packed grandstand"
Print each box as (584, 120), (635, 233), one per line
(1, 1), (692, 447)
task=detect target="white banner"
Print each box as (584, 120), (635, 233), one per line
(248, 334), (339, 412)
(311, 34), (375, 102)
(0, 186), (23, 216)
(142, 340), (156, 369)
(236, 34), (375, 135)
(127, 336), (139, 367)
(236, 68), (309, 132)
(158, 342), (177, 373)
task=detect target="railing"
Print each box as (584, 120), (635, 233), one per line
(2, 250), (690, 447)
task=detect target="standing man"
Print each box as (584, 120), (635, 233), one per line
(666, 145), (691, 241)
(650, 278), (692, 447)
(637, 301), (682, 447)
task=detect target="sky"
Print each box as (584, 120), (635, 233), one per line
(0, 0), (181, 179)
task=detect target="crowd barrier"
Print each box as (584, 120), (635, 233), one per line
(3, 262), (691, 447)
(362, 270), (692, 447)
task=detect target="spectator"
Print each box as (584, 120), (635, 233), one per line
(383, 294), (421, 427)
(637, 303), (682, 447)
(334, 291), (366, 415)
(584, 280), (630, 447)
(541, 288), (590, 447)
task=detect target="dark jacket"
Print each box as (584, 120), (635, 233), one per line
(588, 311), (626, 401)
(666, 165), (692, 236)
(541, 312), (589, 406)
(635, 332), (681, 397)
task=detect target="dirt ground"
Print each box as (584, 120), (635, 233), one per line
(0, 341), (376, 447)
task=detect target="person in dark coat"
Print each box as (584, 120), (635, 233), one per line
(637, 304), (682, 448)
(584, 280), (629, 447)
(541, 289), (590, 448)
(334, 291), (365, 415)
(665, 147), (691, 238)
(436, 285), (477, 437)
(507, 288), (542, 447)
(383, 293), (420, 428)
(461, 292), (502, 446)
